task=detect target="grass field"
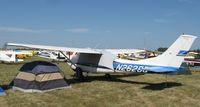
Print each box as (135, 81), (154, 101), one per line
(1, 57), (200, 107)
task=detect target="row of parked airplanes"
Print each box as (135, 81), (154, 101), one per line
(0, 34), (198, 80)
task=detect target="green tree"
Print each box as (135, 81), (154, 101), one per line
(157, 47), (168, 52)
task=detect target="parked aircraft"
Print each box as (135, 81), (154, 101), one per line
(184, 58), (200, 67)
(6, 34), (197, 80)
(37, 50), (67, 61)
(0, 50), (28, 63)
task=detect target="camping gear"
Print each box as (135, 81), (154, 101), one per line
(13, 61), (70, 92)
(0, 87), (6, 96)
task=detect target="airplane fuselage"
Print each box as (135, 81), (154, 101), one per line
(67, 53), (180, 74)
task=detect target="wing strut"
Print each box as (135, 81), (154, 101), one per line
(59, 51), (84, 81)
(59, 51), (77, 69)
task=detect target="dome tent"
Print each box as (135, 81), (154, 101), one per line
(13, 61), (70, 92)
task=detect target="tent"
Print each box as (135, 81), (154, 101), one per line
(13, 61), (70, 92)
(0, 87), (6, 96)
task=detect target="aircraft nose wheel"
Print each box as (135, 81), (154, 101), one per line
(75, 67), (84, 81)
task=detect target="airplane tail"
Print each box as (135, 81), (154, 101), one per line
(0, 51), (16, 62)
(10, 52), (17, 62)
(138, 34), (197, 72)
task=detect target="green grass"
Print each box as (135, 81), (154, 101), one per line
(1, 57), (200, 107)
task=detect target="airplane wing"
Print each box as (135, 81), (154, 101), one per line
(6, 43), (101, 54)
(105, 49), (145, 54)
(7, 43), (144, 55)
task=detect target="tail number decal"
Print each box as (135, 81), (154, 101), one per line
(115, 64), (147, 72)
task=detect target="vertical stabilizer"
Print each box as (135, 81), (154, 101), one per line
(113, 34), (197, 73)
(142, 34), (197, 68)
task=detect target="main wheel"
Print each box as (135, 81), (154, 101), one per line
(105, 73), (111, 79)
(75, 67), (84, 81)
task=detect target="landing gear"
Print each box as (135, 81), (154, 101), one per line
(75, 67), (84, 81)
(105, 73), (111, 79)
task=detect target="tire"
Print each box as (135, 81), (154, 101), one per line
(75, 67), (84, 81)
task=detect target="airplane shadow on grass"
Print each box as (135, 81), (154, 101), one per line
(67, 74), (182, 91)
(1, 74), (182, 91)
(141, 82), (182, 91)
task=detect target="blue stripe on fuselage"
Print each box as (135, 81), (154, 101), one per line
(113, 61), (180, 73)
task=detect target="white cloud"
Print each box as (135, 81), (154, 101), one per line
(65, 28), (90, 33)
(0, 26), (51, 33)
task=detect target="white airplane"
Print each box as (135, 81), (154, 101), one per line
(0, 50), (26, 63)
(37, 50), (67, 61)
(6, 34), (197, 80)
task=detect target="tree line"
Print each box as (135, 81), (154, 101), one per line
(157, 47), (200, 53)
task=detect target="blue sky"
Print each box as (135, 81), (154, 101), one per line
(0, 0), (200, 50)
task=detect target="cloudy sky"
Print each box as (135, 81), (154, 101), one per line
(0, 0), (199, 50)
